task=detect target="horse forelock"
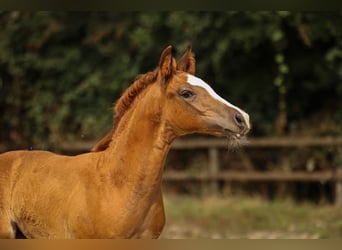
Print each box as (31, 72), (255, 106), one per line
(91, 69), (159, 152)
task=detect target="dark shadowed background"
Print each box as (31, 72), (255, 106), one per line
(1, 11), (342, 238)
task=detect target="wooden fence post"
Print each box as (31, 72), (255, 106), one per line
(208, 147), (219, 196)
(335, 147), (342, 206)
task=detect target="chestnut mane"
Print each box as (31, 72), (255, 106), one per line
(91, 69), (159, 152)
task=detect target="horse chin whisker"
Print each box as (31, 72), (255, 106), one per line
(226, 135), (249, 151)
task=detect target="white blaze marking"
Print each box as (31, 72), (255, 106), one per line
(187, 74), (250, 128)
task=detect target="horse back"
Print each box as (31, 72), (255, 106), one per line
(0, 150), (57, 174)
(0, 150), (58, 198)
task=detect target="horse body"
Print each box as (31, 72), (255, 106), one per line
(0, 45), (250, 238)
(0, 84), (169, 238)
(1, 149), (166, 238)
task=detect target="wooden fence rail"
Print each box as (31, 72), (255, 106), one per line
(170, 137), (342, 148)
(163, 170), (342, 182)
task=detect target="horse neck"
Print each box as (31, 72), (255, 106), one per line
(102, 83), (175, 194)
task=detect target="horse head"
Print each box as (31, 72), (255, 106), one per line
(158, 45), (250, 141)
(92, 45), (250, 152)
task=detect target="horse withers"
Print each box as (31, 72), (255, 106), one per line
(0, 45), (250, 238)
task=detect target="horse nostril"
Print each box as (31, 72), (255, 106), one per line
(234, 113), (246, 129)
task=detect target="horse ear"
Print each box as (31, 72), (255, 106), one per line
(177, 44), (195, 75)
(159, 45), (176, 82)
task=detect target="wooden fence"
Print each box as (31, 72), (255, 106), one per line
(55, 136), (342, 205)
(166, 137), (342, 205)
(1, 136), (342, 205)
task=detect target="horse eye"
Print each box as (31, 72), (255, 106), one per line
(180, 90), (194, 99)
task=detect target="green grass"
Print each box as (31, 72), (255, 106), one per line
(161, 194), (342, 239)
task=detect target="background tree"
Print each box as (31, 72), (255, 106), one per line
(0, 11), (341, 149)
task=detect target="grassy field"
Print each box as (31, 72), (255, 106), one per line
(160, 194), (342, 239)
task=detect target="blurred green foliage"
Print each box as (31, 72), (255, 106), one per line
(0, 11), (341, 148)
